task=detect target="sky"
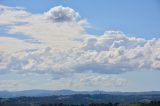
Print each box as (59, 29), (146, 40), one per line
(0, 0), (160, 91)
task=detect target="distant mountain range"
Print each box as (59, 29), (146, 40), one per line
(0, 89), (160, 98)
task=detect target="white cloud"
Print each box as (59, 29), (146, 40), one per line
(0, 36), (159, 76)
(0, 5), (87, 47)
(80, 31), (160, 73)
(44, 5), (80, 22)
(0, 5), (160, 86)
(82, 31), (146, 51)
(43, 73), (127, 90)
(0, 37), (44, 53)
(0, 73), (127, 90)
(69, 73), (127, 88)
(0, 5), (29, 25)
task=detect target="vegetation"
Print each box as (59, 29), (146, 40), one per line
(40, 101), (160, 106)
(0, 94), (160, 106)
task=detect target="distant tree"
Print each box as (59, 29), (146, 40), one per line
(41, 104), (48, 106)
(114, 103), (120, 106)
(108, 102), (113, 106)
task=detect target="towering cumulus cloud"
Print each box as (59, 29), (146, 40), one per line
(0, 5), (160, 88)
(45, 5), (80, 22)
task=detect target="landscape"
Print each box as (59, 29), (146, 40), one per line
(0, 0), (160, 106)
(0, 90), (160, 106)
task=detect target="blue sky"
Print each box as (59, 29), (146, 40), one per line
(0, 0), (160, 91)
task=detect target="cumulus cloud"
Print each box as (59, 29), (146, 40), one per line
(45, 5), (80, 22)
(0, 5), (88, 47)
(0, 35), (159, 76)
(80, 31), (160, 72)
(0, 5), (160, 86)
(82, 31), (146, 51)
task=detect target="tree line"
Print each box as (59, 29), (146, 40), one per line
(41, 101), (160, 106)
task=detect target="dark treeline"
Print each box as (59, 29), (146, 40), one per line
(141, 101), (160, 106)
(1, 100), (160, 106)
(41, 101), (160, 106)
(41, 103), (120, 106)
